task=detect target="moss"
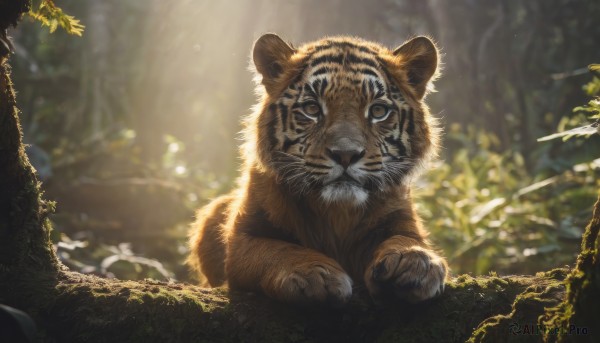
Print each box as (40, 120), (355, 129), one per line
(468, 198), (600, 343)
(467, 278), (565, 343)
(539, 198), (600, 343)
(372, 274), (557, 342)
(0, 57), (60, 281)
(537, 268), (570, 281)
(7, 254), (574, 342)
(38, 272), (230, 342)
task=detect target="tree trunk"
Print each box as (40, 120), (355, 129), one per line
(84, 0), (112, 138)
(1, 5), (598, 343)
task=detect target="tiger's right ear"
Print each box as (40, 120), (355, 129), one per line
(252, 33), (295, 95)
(392, 36), (439, 99)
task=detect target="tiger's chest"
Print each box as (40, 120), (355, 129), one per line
(291, 205), (373, 272)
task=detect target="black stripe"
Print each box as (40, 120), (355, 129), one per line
(278, 103), (288, 130)
(360, 68), (379, 77)
(364, 161), (382, 166)
(283, 137), (302, 152)
(380, 141), (389, 154)
(267, 104), (279, 149)
(311, 79), (321, 93)
(382, 152), (403, 161)
(305, 162), (331, 169)
(345, 66), (380, 77)
(368, 80), (375, 96)
(375, 58), (400, 93)
(374, 80), (385, 98)
(320, 78), (328, 97)
(311, 54), (344, 67)
(312, 66), (331, 76)
(290, 74), (304, 88)
(399, 109), (407, 137)
(391, 87), (404, 101)
(289, 64), (309, 90)
(346, 53), (378, 68)
(407, 108), (415, 135)
(303, 83), (318, 98)
(293, 111), (314, 124)
(282, 92), (295, 99)
(313, 41), (376, 54)
(304, 141), (312, 152)
(359, 168), (383, 172)
(384, 136), (407, 157)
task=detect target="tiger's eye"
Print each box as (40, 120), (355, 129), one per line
(370, 104), (388, 119)
(302, 102), (321, 117)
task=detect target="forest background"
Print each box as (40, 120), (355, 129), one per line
(9, 0), (600, 283)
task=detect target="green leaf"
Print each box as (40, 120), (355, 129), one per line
(469, 197), (506, 225)
(537, 124), (599, 142)
(516, 176), (559, 197)
(28, 0), (85, 36)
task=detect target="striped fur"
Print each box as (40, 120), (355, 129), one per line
(188, 34), (447, 305)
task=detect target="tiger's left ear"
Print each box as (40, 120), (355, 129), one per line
(392, 36), (439, 99)
(252, 33), (296, 95)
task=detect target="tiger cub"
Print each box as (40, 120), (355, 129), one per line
(188, 33), (447, 304)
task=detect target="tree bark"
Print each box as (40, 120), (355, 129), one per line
(0, 4), (598, 343)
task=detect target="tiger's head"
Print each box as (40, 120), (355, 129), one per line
(245, 34), (440, 206)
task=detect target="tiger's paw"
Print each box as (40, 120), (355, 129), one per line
(271, 262), (353, 306)
(366, 246), (447, 303)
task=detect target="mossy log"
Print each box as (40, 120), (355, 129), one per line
(4, 269), (572, 342)
(1, 5), (598, 342)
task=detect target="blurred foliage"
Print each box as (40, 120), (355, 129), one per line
(7, 0), (600, 281)
(539, 67), (600, 142)
(44, 128), (228, 281)
(418, 126), (598, 275)
(28, 0), (84, 36)
(420, 65), (600, 275)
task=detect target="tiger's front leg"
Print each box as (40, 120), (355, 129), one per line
(227, 234), (353, 305)
(365, 236), (447, 303)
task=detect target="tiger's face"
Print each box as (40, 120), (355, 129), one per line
(250, 35), (439, 206)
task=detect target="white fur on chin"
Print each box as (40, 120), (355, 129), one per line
(320, 183), (369, 206)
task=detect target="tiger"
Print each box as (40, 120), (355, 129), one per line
(188, 33), (448, 305)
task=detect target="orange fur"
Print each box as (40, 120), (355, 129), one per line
(189, 34), (448, 304)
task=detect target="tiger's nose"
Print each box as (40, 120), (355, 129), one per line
(326, 147), (365, 169)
